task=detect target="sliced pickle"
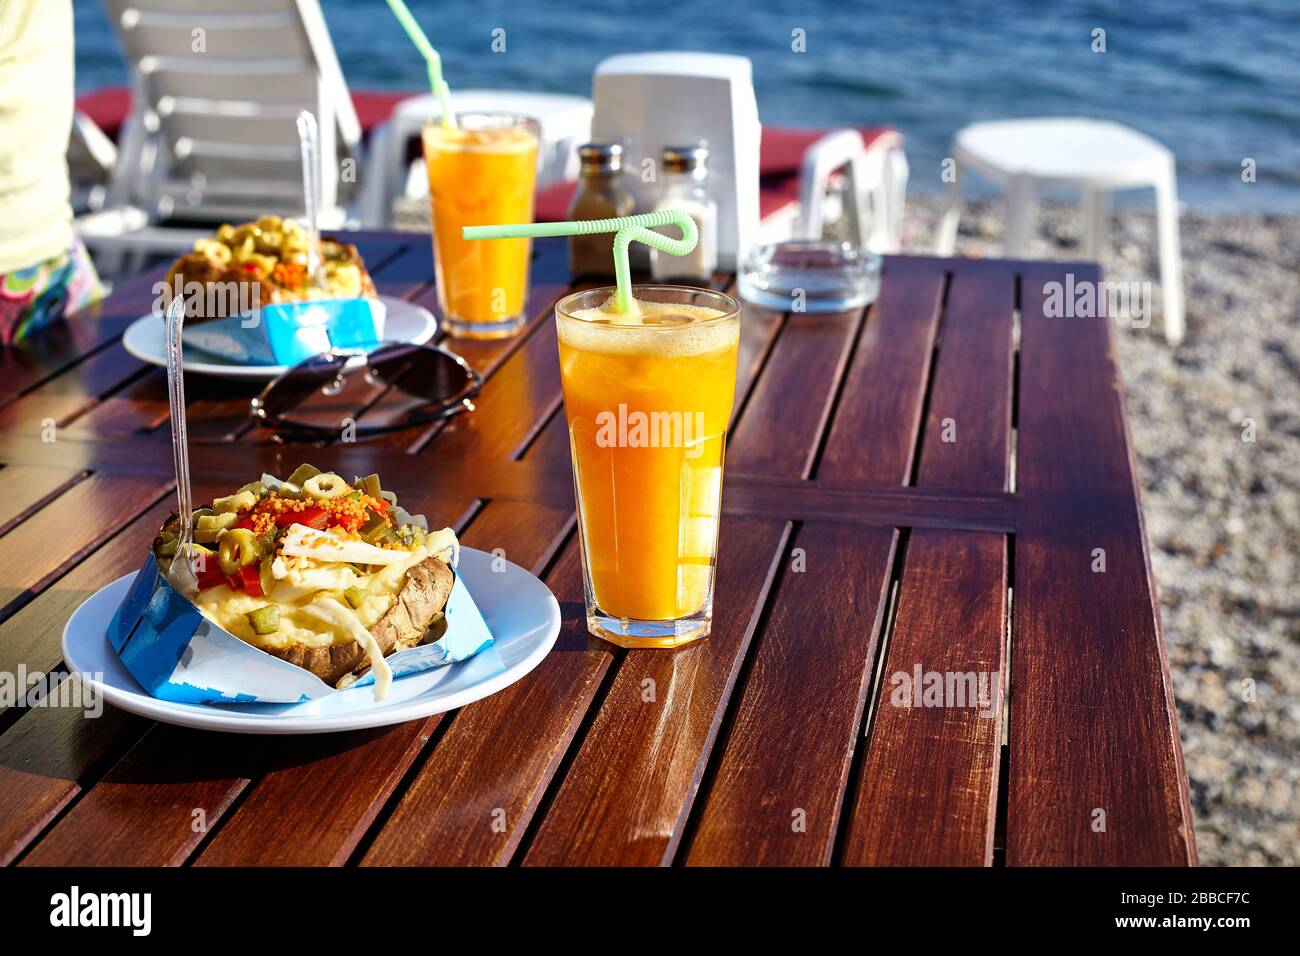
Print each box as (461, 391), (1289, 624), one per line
(247, 605), (280, 635)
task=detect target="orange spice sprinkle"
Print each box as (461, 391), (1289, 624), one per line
(237, 490), (392, 537)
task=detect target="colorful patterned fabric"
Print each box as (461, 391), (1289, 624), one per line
(0, 237), (103, 346)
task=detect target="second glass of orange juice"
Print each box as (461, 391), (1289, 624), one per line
(423, 113), (539, 338)
(557, 286), (741, 648)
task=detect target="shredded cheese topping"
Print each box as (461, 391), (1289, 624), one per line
(302, 598), (393, 701)
(279, 524), (413, 565)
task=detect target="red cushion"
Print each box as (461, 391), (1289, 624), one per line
(72, 86), (407, 143)
(75, 86), (131, 142)
(759, 177), (801, 221)
(348, 90), (408, 136)
(534, 181), (579, 222)
(760, 125), (899, 177)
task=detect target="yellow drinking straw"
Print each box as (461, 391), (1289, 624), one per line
(384, 0), (456, 130)
(463, 210), (699, 314)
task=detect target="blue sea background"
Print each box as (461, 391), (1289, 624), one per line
(73, 0), (1300, 213)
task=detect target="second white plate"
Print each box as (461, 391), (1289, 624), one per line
(121, 295), (438, 379)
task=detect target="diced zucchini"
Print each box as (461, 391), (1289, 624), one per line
(246, 605), (280, 635)
(237, 480), (266, 497)
(196, 512), (239, 533)
(359, 473), (382, 498)
(213, 489), (257, 514)
(343, 586), (367, 610)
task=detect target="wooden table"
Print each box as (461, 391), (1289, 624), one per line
(0, 232), (1196, 866)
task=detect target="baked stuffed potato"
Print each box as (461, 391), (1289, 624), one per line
(154, 465), (455, 697)
(163, 215), (377, 322)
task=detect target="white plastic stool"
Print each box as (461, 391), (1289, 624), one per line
(936, 118), (1185, 344)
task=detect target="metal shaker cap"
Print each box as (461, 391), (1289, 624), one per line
(578, 143), (623, 173)
(662, 145), (709, 173)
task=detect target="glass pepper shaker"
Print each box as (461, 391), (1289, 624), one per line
(567, 143), (636, 277)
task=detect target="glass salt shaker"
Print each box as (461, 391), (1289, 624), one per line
(650, 145), (718, 282)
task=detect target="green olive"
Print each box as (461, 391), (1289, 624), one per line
(218, 528), (259, 576)
(231, 224), (259, 246)
(303, 472), (351, 501)
(254, 230), (284, 255)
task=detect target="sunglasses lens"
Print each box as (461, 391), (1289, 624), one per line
(252, 343), (479, 436)
(367, 343), (478, 404)
(253, 353), (352, 422)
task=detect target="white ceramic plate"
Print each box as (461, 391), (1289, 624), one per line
(63, 548), (560, 734)
(121, 295), (438, 379)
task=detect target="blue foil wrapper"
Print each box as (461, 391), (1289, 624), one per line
(109, 553), (494, 704)
(181, 297), (386, 366)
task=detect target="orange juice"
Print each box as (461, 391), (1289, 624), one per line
(557, 287), (741, 647)
(422, 115), (538, 338)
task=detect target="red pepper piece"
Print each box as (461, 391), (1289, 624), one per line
(195, 560), (227, 590)
(276, 506), (329, 530)
(239, 564), (263, 597)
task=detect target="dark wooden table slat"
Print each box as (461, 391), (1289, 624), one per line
(840, 265), (1015, 866)
(1008, 263), (1196, 866)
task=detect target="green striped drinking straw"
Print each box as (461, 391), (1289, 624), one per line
(463, 210), (700, 314)
(384, 0), (456, 130)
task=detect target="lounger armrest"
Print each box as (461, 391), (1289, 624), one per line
(72, 111), (119, 173)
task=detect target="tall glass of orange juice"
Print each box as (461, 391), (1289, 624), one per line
(556, 286), (741, 647)
(422, 113), (539, 339)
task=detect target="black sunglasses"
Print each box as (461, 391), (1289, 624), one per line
(249, 342), (482, 438)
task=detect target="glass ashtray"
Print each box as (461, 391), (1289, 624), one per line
(737, 240), (881, 313)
